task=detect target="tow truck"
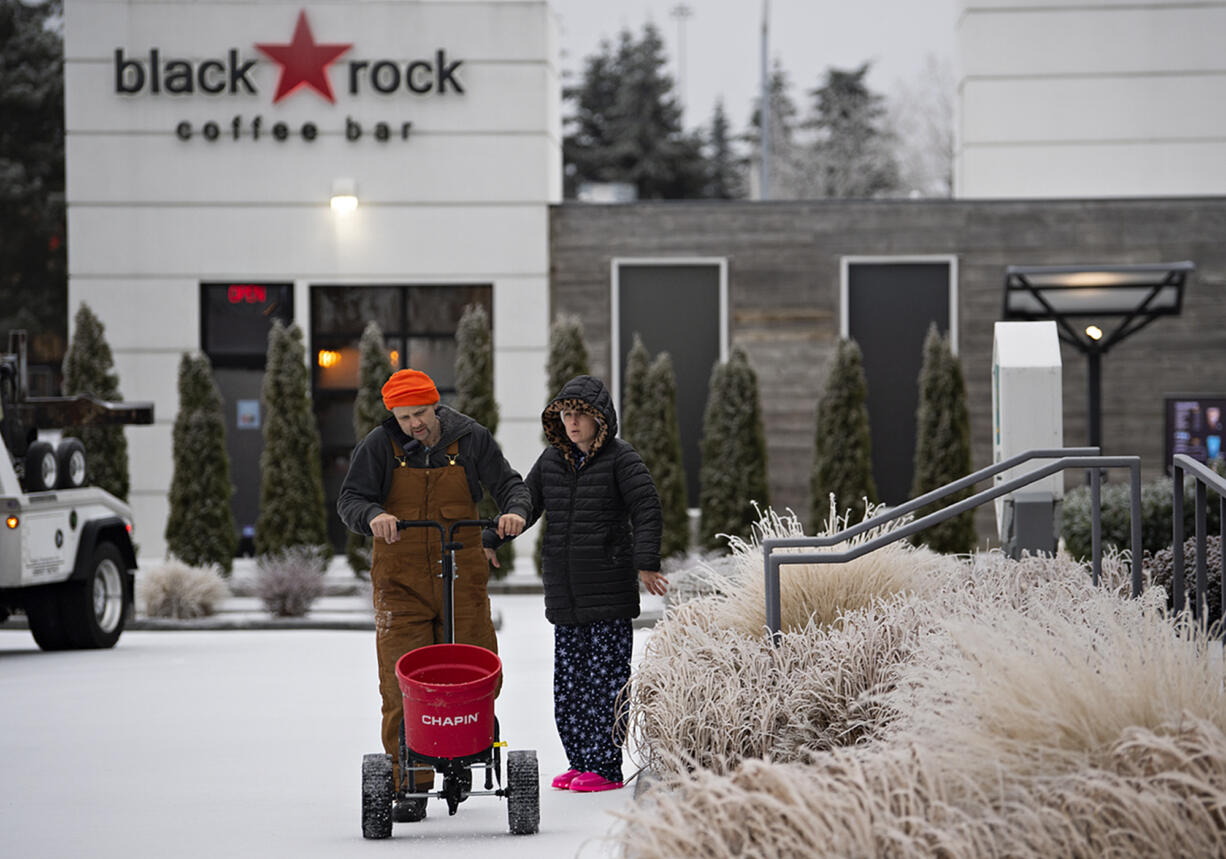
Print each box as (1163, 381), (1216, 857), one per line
(0, 331), (153, 650)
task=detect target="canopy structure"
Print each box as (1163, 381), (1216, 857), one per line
(1002, 261), (1196, 447)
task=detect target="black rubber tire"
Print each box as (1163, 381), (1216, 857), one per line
(55, 438), (87, 489)
(27, 542), (131, 651)
(362, 753), (394, 839)
(506, 749), (540, 835)
(24, 440), (57, 492)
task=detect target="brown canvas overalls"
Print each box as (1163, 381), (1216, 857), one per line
(370, 437), (497, 789)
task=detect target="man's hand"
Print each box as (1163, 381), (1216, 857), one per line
(496, 513), (526, 538)
(484, 547), (500, 568)
(370, 512), (400, 544)
(639, 570), (668, 596)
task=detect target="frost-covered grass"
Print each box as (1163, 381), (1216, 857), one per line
(137, 557), (231, 619)
(616, 507), (1226, 857)
(255, 546), (328, 617)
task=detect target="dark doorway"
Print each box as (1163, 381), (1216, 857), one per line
(614, 261), (725, 507)
(843, 259), (954, 505)
(200, 282), (295, 555)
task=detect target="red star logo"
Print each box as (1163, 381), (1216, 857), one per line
(255, 11), (352, 104)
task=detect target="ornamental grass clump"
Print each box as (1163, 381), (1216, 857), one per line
(137, 558), (231, 619)
(615, 527), (1226, 857)
(255, 546), (327, 617)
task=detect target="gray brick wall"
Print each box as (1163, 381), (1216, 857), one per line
(550, 198), (1226, 539)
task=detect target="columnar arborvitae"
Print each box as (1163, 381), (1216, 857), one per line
(620, 333), (651, 449)
(255, 321), (330, 557)
(165, 353), (237, 573)
(345, 321), (393, 575)
(640, 352), (689, 558)
(537, 315), (592, 573)
(810, 338), (877, 528)
(910, 324), (975, 554)
(455, 304), (513, 575)
(60, 303), (130, 500)
(699, 347), (770, 550)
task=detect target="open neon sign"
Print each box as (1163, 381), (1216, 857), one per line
(228, 284), (267, 304)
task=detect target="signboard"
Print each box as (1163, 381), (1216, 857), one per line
(1166, 395), (1226, 470)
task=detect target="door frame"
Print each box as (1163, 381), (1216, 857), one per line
(609, 256), (730, 420)
(839, 255), (960, 354)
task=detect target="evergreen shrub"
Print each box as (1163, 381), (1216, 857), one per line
(165, 353), (237, 573)
(454, 303), (513, 575)
(60, 303), (130, 499)
(810, 338), (877, 528)
(699, 347), (770, 551)
(254, 321), (330, 557)
(1061, 476), (1224, 560)
(345, 322), (394, 576)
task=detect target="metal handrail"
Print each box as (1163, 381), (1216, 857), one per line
(763, 454), (1142, 642)
(1171, 455), (1226, 621)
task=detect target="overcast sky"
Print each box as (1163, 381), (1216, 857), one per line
(549, 0), (959, 132)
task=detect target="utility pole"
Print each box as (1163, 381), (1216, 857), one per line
(759, 0), (771, 199)
(671, 4), (693, 118)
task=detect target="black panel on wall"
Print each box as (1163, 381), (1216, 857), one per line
(846, 262), (950, 505)
(616, 263), (721, 507)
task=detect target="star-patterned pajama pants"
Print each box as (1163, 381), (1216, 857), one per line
(553, 617), (633, 783)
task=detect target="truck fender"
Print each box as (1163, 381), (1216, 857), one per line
(71, 517), (138, 582)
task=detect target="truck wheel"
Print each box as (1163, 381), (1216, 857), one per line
(55, 438), (87, 489)
(24, 440), (57, 492)
(28, 542), (131, 651)
(506, 749), (540, 835)
(362, 753), (394, 839)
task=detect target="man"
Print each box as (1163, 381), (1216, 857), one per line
(337, 368), (528, 822)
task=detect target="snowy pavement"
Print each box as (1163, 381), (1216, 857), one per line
(0, 594), (655, 858)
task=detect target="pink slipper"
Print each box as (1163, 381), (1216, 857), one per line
(551, 769), (582, 789)
(568, 772), (623, 792)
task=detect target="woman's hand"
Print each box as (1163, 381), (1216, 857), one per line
(638, 570), (668, 596)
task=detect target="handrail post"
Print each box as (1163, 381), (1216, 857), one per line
(1196, 480), (1208, 620)
(1129, 461), (1142, 598)
(1173, 463), (1185, 614)
(1090, 466), (1102, 586)
(764, 547), (782, 644)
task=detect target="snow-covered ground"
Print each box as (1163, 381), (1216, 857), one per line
(0, 594), (651, 857)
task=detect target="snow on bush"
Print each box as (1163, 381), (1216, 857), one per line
(255, 546), (327, 617)
(615, 505), (1226, 856)
(137, 558), (231, 619)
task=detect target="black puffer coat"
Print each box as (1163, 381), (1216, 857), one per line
(522, 375), (662, 626)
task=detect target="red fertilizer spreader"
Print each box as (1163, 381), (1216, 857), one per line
(360, 519), (539, 838)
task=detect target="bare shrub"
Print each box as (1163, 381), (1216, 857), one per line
(255, 546), (327, 617)
(137, 558), (231, 619)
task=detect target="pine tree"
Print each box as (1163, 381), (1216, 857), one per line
(910, 324), (975, 554)
(345, 321), (393, 575)
(563, 23), (708, 199)
(165, 353), (237, 573)
(620, 334), (651, 450)
(454, 304), (513, 575)
(537, 315), (592, 573)
(0, 0), (67, 369)
(810, 338), (877, 527)
(699, 347), (770, 550)
(641, 353), (689, 558)
(706, 99), (744, 199)
(806, 63), (900, 198)
(255, 321), (330, 557)
(60, 303), (129, 499)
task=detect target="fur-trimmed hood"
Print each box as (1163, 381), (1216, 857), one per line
(541, 374), (617, 466)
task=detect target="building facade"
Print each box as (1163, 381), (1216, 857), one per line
(956, 0), (1226, 198)
(64, 0), (560, 557)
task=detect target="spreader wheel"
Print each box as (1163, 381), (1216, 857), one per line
(362, 753), (394, 839)
(506, 749), (539, 835)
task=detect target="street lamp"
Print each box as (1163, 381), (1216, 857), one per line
(1002, 261), (1195, 449)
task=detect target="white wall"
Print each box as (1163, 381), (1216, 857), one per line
(64, 0), (560, 558)
(955, 0), (1226, 197)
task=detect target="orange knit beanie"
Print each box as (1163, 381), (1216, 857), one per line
(381, 369), (439, 409)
